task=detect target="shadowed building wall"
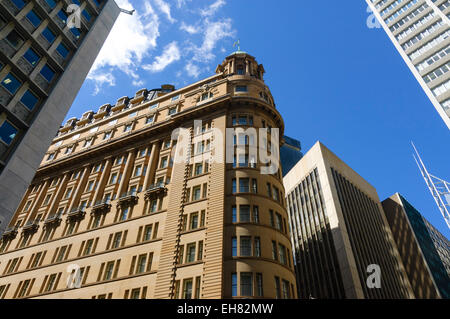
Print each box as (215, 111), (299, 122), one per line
(284, 142), (414, 299)
(382, 193), (450, 299)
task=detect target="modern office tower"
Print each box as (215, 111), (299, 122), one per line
(0, 0), (121, 234)
(280, 135), (302, 177)
(0, 51), (297, 299)
(283, 142), (414, 299)
(382, 193), (450, 298)
(366, 0), (450, 129)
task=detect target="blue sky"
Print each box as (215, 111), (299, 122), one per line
(66, 0), (450, 238)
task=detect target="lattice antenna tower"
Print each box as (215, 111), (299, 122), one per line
(412, 142), (450, 229)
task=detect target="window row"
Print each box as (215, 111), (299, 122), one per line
(177, 240), (204, 264)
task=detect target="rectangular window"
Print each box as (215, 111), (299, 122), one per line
(42, 27), (56, 44)
(236, 86), (248, 92)
(197, 241), (203, 260)
(231, 273), (237, 297)
(232, 206), (237, 223)
(0, 120), (18, 145)
(239, 178), (249, 193)
(1, 72), (22, 94)
(253, 206), (259, 223)
(189, 213), (198, 230)
(182, 279), (193, 299)
(40, 64), (55, 82)
(20, 90), (38, 110)
(256, 273), (263, 297)
(272, 241), (278, 261)
(168, 107), (177, 116)
(137, 255), (147, 273)
(279, 244), (286, 265)
(160, 156), (168, 168)
(103, 262), (115, 280)
(6, 30), (24, 48)
(254, 237), (261, 257)
(232, 237), (237, 257)
(23, 48), (40, 66)
(275, 277), (281, 299)
(112, 233), (122, 249)
(240, 273), (253, 296)
(192, 186), (201, 201)
(186, 243), (196, 263)
(143, 225), (153, 241)
(282, 280), (290, 299)
(239, 205), (250, 223)
(11, 0), (26, 10)
(134, 165), (142, 177)
(56, 43), (69, 58)
(26, 10), (42, 27)
(240, 236), (252, 257)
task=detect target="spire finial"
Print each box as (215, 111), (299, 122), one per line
(233, 39), (241, 52)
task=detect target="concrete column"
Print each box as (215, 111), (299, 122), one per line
(118, 150), (136, 196)
(67, 166), (90, 212)
(143, 143), (160, 190)
(11, 188), (32, 225)
(245, 59), (250, 75)
(48, 173), (70, 216)
(28, 180), (50, 221)
(93, 158), (113, 203)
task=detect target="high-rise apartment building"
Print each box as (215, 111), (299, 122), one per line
(366, 0), (450, 129)
(283, 142), (414, 299)
(382, 193), (450, 298)
(0, 51), (297, 299)
(0, 0), (121, 233)
(280, 135), (302, 177)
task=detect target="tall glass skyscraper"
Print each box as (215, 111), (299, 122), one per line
(382, 193), (450, 299)
(280, 136), (302, 177)
(366, 0), (450, 129)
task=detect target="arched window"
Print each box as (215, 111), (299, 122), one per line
(237, 65), (244, 75)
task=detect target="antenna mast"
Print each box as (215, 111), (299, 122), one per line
(412, 142), (450, 229)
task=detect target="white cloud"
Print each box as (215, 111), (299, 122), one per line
(176, 0), (191, 8)
(180, 21), (200, 34)
(185, 62), (200, 78)
(192, 18), (235, 62)
(201, 0), (226, 17)
(87, 71), (116, 96)
(143, 41), (181, 73)
(87, 0), (160, 92)
(132, 79), (145, 87)
(154, 0), (175, 23)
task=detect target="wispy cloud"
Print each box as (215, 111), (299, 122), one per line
(192, 18), (235, 63)
(87, 71), (116, 96)
(175, 0), (191, 9)
(87, 0), (160, 92)
(185, 62), (200, 78)
(180, 21), (200, 34)
(143, 41), (181, 72)
(154, 0), (175, 23)
(201, 0), (226, 17)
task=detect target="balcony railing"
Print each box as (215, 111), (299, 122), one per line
(67, 206), (86, 221)
(145, 182), (167, 200)
(118, 191), (138, 207)
(91, 199), (111, 214)
(2, 226), (19, 239)
(22, 220), (39, 233)
(44, 213), (62, 226)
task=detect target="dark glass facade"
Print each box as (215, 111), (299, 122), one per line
(280, 136), (302, 176)
(399, 195), (450, 299)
